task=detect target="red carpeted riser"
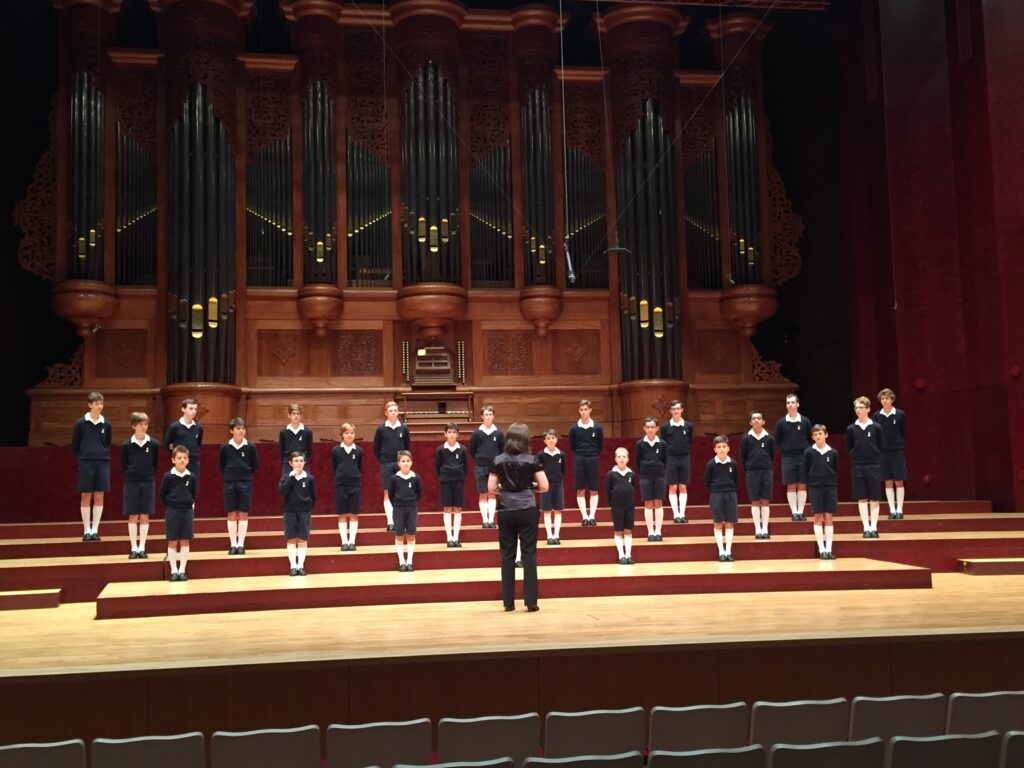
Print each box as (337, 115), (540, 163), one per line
(94, 566), (933, 620)
(4, 534), (1024, 603)
(0, 500), (996, 540)
(2, 514), (1019, 559)
(0, 589), (61, 611)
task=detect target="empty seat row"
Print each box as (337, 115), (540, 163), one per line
(1, 690), (1022, 768)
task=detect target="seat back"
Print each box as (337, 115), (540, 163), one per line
(327, 719), (432, 768)
(649, 703), (749, 752)
(543, 708), (645, 759)
(437, 713), (540, 768)
(848, 694), (947, 741)
(886, 731), (1001, 768)
(768, 738), (884, 768)
(647, 745), (765, 768)
(750, 698), (850, 746)
(947, 691), (1024, 735)
(0, 739), (86, 768)
(524, 751), (643, 768)
(1001, 731), (1024, 768)
(91, 732), (205, 768)
(211, 725), (320, 768)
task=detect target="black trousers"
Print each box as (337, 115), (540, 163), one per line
(498, 505), (540, 608)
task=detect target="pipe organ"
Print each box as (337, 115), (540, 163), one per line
(25, 0), (804, 442)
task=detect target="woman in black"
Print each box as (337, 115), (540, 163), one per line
(488, 423), (549, 612)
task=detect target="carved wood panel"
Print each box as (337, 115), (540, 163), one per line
(96, 329), (148, 379)
(466, 34), (509, 159)
(695, 329), (740, 376)
(484, 331), (533, 376)
(564, 83), (604, 166)
(247, 72), (291, 156)
(257, 330), (310, 377)
(550, 330), (600, 376)
(118, 67), (158, 152)
(343, 29), (388, 157)
(13, 102), (56, 283)
(331, 330), (382, 376)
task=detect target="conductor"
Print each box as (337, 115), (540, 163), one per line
(488, 423), (549, 612)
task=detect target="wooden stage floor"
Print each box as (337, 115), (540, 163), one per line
(2, 571), (1023, 679)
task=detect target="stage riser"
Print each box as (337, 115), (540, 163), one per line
(95, 568), (932, 620)
(4, 537), (1023, 603)
(0, 500), (997, 540)
(0, 589), (61, 611)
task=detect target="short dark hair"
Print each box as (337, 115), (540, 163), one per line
(542, 428), (559, 438)
(749, 410), (763, 420)
(180, 398), (198, 408)
(444, 423), (459, 433)
(505, 423), (531, 455)
(172, 445), (190, 458)
(289, 451), (306, 461)
(397, 450), (413, 461)
(229, 417), (246, 429)
(87, 391), (104, 403)
(669, 399), (683, 409)
(811, 424), (828, 435)
(643, 416), (658, 427)
(713, 434), (729, 446)
(130, 411), (149, 426)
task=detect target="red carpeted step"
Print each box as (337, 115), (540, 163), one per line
(93, 558), (933, 620)
(959, 557), (1024, 575)
(0, 588), (61, 611)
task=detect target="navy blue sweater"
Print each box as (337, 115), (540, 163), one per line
(660, 420), (694, 457)
(703, 458), (739, 494)
(387, 472), (422, 508)
(873, 408), (907, 452)
(373, 423), (410, 464)
(121, 436), (159, 482)
(802, 445), (839, 487)
(159, 470), (197, 508)
(740, 431), (775, 471)
(846, 421), (884, 465)
(331, 444), (363, 485)
(435, 443), (468, 482)
(774, 416), (813, 456)
(279, 425), (314, 463)
(605, 469), (636, 509)
(536, 449), (565, 482)
(568, 421), (604, 457)
(218, 441), (260, 481)
(72, 416), (111, 461)
(635, 439), (667, 478)
(278, 473), (317, 513)
(469, 427), (505, 468)
(165, 420), (203, 461)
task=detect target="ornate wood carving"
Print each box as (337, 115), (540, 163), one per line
(343, 28), (388, 157)
(695, 329), (740, 375)
(97, 329), (148, 378)
(678, 86), (715, 167)
(551, 330), (600, 375)
(485, 331), (532, 375)
(257, 330), (310, 377)
(752, 348), (785, 383)
(466, 34), (509, 159)
(564, 83), (603, 166)
(332, 331), (383, 376)
(13, 105), (56, 283)
(40, 346), (84, 388)
(766, 134), (804, 287)
(118, 67), (158, 151)
(247, 72), (291, 155)
(609, 52), (676, 155)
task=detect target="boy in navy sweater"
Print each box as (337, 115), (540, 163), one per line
(469, 405), (504, 528)
(661, 399), (694, 524)
(160, 446), (197, 581)
(279, 403), (313, 479)
(803, 424), (839, 559)
(373, 400), (410, 532)
(636, 417), (667, 542)
(847, 396), (884, 538)
(774, 393), (812, 521)
(279, 452), (317, 575)
(164, 398), (203, 502)
(875, 388), (908, 520)
(121, 411), (159, 558)
(332, 423), (363, 551)
(703, 435), (739, 562)
(740, 411), (775, 539)
(388, 450), (422, 571)
(435, 423), (468, 548)
(73, 391), (111, 541)
(537, 429), (565, 545)
(606, 448), (637, 564)
(569, 400), (604, 526)
(218, 417), (260, 555)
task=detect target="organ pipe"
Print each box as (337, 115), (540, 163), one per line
(470, 142), (513, 286)
(67, 71), (104, 280)
(115, 125), (157, 285)
(564, 148), (608, 289)
(521, 87), (554, 286)
(303, 79), (337, 284)
(246, 134), (293, 286)
(684, 142), (721, 289)
(347, 136), (393, 287)
(725, 89), (760, 285)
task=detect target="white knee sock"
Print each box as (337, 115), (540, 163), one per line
(287, 543), (298, 568)
(91, 506), (103, 534)
(885, 487), (896, 515)
(869, 502), (880, 531)
(678, 492), (688, 519)
(128, 522), (138, 551)
(227, 519), (238, 547)
(824, 525), (834, 553)
(654, 506), (664, 535)
(762, 505), (770, 534)
(787, 491), (798, 515)
(577, 496), (587, 522)
(589, 494), (599, 520)
(479, 499), (488, 524)
(795, 491), (807, 516)
(407, 541), (415, 564)
(554, 512), (562, 538)
(139, 522), (149, 550)
(858, 501), (869, 530)
(751, 506), (762, 535)
(167, 547), (178, 574)
(394, 540), (405, 566)
(238, 519), (248, 546)
(724, 527), (734, 555)
(895, 486), (905, 515)
(339, 520), (348, 546)
(443, 512), (453, 540)
(614, 534), (624, 559)
(544, 513), (553, 540)
(297, 544), (307, 568)
(178, 546), (189, 574)
(713, 528), (725, 555)
(349, 520), (358, 544)
(813, 523), (825, 552)
(668, 494), (679, 518)
(624, 534), (633, 557)
(487, 498), (497, 522)
(80, 506), (91, 534)
(644, 508), (654, 535)
(453, 512), (461, 540)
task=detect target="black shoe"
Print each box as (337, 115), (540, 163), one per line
(237, 546), (245, 555)
(895, 512), (904, 520)
(504, 605), (515, 612)
(888, 512), (897, 520)
(763, 533), (771, 539)
(93, 533), (101, 541)
(863, 530), (872, 538)
(718, 554), (728, 562)
(298, 567), (306, 576)
(387, 523), (395, 532)
(453, 541), (460, 548)
(626, 556), (634, 565)
(725, 554), (735, 562)
(872, 530), (880, 538)
(656, 533), (664, 542)
(647, 534), (656, 542)
(547, 537), (555, 545)
(526, 605), (540, 612)
(407, 564), (414, 572)
(341, 545), (347, 552)
(819, 552), (829, 560)
(169, 572), (179, 582)
(138, 551), (148, 559)
(228, 546), (237, 555)
(515, 560), (523, 568)
(83, 533), (91, 542)
(350, 544), (357, 551)
(553, 538), (561, 545)
(618, 557), (628, 565)
(828, 552), (837, 559)
(399, 564), (408, 572)
(178, 573), (188, 581)
(447, 540), (456, 548)
(679, 517), (688, 524)
(290, 568), (299, 576)
(129, 551), (138, 560)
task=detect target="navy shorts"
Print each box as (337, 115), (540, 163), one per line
(540, 481), (564, 512)
(710, 492), (738, 524)
(165, 507), (194, 540)
(573, 456), (600, 491)
(122, 480), (154, 516)
(880, 451), (907, 482)
(665, 456), (691, 486)
(440, 480), (465, 508)
(223, 480), (252, 513)
(780, 454), (806, 485)
(77, 459), (110, 493)
(283, 509), (311, 540)
(474, 465), (492, 494)
(851, 464), (882, 501)
(335, 484), (361, 515)
(611, 503), (636, 532)
(380, 461), (398, 490)
(745, 469), (773, 502)
(393, 506), (418, 536)
(809, 485), (838, 514)
(639, 475), (666, 502)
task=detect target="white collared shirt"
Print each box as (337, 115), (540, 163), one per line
(543, 447), (561, 456)
(131, 434), (151, 448)
(856, 419), (873, 430)
(814, 443), (833, 454)
(84, 412), (105, 425)
(286, 422), (306, 434)
(384, 420), (402, 430)
(179, 417), (196, 428)
(613, 466), (631, 475)
(396, 470), (417, 479)
(230, 438), (248, 450)
(643, 436), (660, 446)
(785, 413), (802, 423)
(747, 429), (767, 439)
(477, 424), (497, 435)
(668, 419), (685, 427)
(340, 442), (357, 454)
(171, 467), (191, 478)
(291, 470), (308, 480)
(714, 456), (733, 464)
(444, 442), (461, 452)
(880, 408), (896, 417)
(577, 419), (594, 429)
